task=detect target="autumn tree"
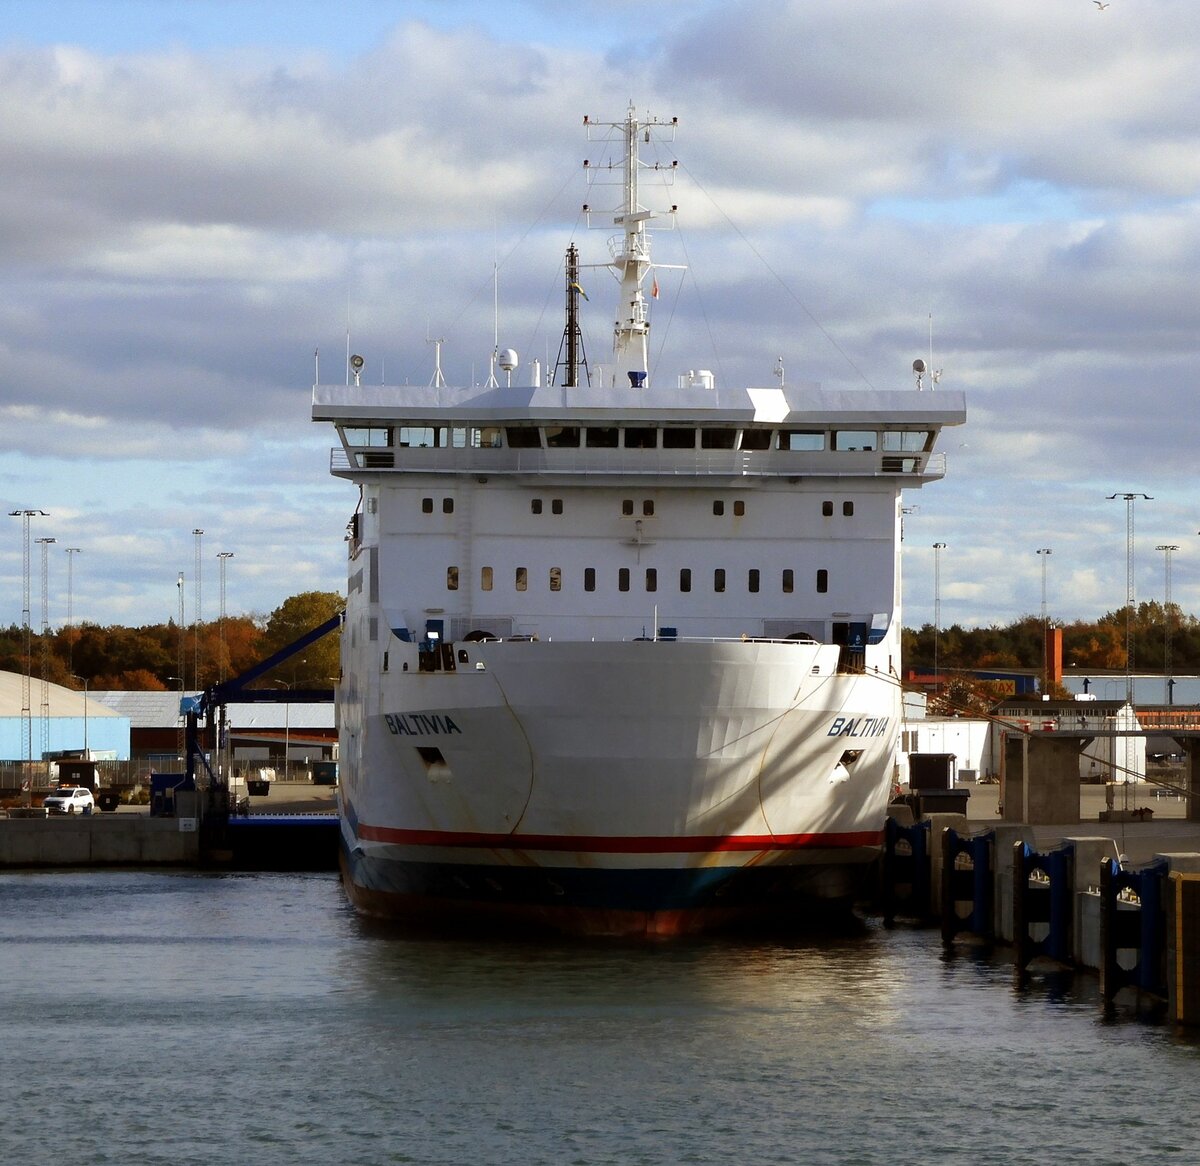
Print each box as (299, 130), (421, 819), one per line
(255, 591), (343, 688)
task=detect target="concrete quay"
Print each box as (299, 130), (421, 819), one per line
(0, 782), (338, 869)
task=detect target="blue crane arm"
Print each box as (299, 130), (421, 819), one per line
(198, 610), (343, 714)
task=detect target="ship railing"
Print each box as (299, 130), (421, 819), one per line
(329, 447), (947, 478)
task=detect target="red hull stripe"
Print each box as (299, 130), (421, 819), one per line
(357, 824), (882, 853)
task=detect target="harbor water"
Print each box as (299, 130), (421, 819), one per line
(3, 871), (1198, 1165)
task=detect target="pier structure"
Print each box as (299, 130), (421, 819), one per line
(1001, 725), (1200, 825)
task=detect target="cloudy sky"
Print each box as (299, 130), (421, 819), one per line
(2, 0), (1198, 637)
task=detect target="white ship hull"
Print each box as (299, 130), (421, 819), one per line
(339, 638), (898, 936)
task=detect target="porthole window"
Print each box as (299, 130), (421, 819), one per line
(442, 497), (454, 514)
(447, 566), (459, 591)
(531, 499), (543, 515)
(481, 567), (493, 592)
(643, 500), (655, 516)
(622, 499), (634, 516)
(584, 567), (596, 593)
(713, 500), (725, 516)
(782, 569), (794, 594)
(817, 569), (828, 593)
(843, 501), (854, 517)
(516, 567), (528, 592)
(646, 568), (657, 592)
(549, 567), (562, 592)
(714, 568), (726, 593)
(733, 500), (745, 517)
(822, 500), (833, 517)
(552, 499), (563, 515)
(619, 568), (630, 592)
(748, 569), (759, 594)
(680, 568), (692, 593)
(422, 498), (434, 514)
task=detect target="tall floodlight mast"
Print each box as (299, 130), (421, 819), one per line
(1107, 492), (1152, 704)
(1156, 544), (1179, 705)
(9, 509), (48, 766)
(36, 536), (56, 758)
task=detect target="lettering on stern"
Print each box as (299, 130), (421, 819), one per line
(826, 716), (890, 739)
(383, 713), (464, 737)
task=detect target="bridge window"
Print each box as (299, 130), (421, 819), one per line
(883, 430), (933, 452)
(342, 426), (391, 447)
(663, 428), (695, 449)
(545, 426), (580, 448)
(624, 427), (657, 448)
(739, 429), (773, 450)
(506, 427), (542, 448)
(780, 430), (825, 451)
(700, 428), (736, 449)
(586, 427), (619, 448)
(833, 430), (877, 451)
(471, 427), (502, 449)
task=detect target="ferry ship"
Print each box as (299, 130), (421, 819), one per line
(312, 107), (966, 936)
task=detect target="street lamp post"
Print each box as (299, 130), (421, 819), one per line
(72, 675), (90, 757)
(273, 680), (293, 781)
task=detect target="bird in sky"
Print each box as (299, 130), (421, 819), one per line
(1094, 1), (1110, 9)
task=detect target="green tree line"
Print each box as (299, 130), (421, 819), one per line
(0, 591), (342, 692)
(904, 601), (1200, 675)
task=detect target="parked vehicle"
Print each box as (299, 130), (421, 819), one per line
(43, 787), (95, 815)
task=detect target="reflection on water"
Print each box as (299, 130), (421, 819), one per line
(1, 871), (1197, 1166)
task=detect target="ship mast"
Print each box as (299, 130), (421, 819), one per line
(553, 242), (590, 388)
(584, 105), (677, 390)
